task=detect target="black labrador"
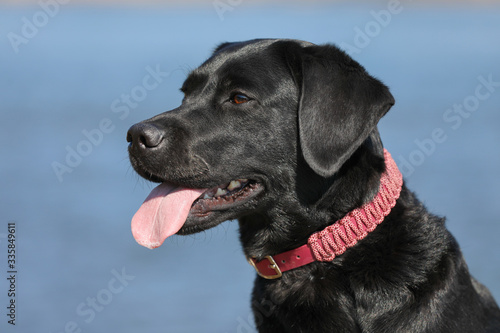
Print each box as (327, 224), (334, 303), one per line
(127, 39), (500, 332)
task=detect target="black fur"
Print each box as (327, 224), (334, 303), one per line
(127, 39), (500, 332)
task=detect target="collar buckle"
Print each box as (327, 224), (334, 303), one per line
(247, 255), (282, 279)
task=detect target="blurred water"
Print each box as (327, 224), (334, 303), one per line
(1, 2), (499, 332)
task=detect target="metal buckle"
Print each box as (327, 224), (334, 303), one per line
(247, 255), (282, 279)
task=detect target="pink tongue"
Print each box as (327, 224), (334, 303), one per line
(131, 183), (206, 249)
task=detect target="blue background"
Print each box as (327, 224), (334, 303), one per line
(1, 1), (499, 332)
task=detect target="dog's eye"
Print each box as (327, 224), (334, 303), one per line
(230, 93), (250, 105)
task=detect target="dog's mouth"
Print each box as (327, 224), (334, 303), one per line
(131, 178), (264, 249)
(190, 179), (261, 214)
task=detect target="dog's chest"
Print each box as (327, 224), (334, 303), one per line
(252, 272), (359, 332)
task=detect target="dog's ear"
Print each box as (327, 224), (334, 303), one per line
(293, 44), (394, 177)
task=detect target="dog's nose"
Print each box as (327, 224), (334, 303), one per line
(127, 123), (164, 149)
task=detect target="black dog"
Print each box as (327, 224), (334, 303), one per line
(127, 39), (500, 332)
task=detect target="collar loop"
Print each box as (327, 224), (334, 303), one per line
(248, 149), (403, 279)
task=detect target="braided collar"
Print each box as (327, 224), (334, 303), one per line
(248, 149), (403, 279)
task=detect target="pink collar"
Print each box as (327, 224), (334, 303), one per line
(248, 149), (403, 279)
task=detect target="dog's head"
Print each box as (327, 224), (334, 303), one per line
(127, 39), (394, 249)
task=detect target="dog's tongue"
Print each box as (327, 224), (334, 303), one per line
(131, 183), (205, 249)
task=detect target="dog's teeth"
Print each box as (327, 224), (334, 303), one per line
(215, 188), (227, 197)
(203, 193), (211, 200)
(240, 178), (248, 183)
(227, 180), (241, 191)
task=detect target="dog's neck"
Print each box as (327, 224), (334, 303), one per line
(239, 130), (388, 260)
